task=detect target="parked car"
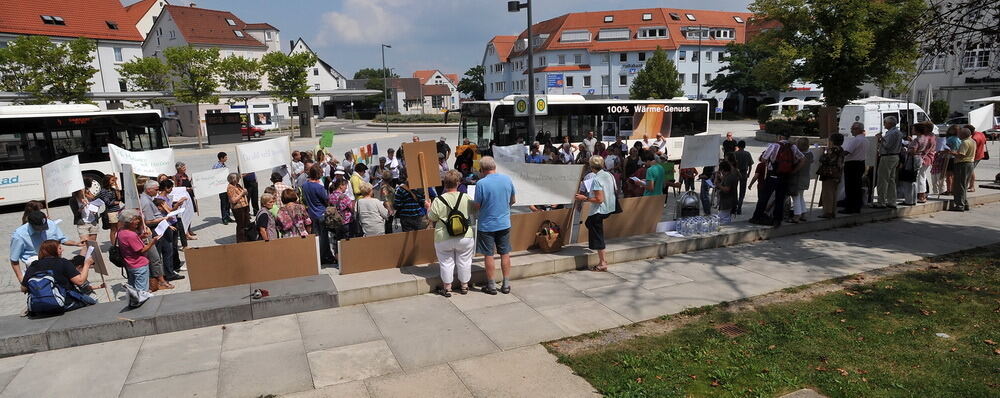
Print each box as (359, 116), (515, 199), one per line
(241, 125), (265, 138)
(936, 116), (1000, 139)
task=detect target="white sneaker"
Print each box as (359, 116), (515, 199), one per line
(179, 265), (188, 271)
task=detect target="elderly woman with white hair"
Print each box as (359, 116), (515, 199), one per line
(227, 172), (251, 242)
(116, 208), (161, 292)
(575, 155), (617, 272)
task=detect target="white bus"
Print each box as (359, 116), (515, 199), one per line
(459, 95), (711, 146)
(0, 104), (168, 206)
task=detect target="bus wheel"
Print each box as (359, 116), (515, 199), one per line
(82, 171), (105, 193)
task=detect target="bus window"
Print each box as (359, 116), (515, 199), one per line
(50, 129), (86, 158)
(0, 132), (49, 169)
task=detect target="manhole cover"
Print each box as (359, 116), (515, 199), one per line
(714, 323), (747, 338)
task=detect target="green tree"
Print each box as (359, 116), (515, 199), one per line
(457, 65), (485, 100)
(117, 56), (172, 106)
(0, 36), (96, 104)
(749, 0), (926, 108)
(216, 55), (262, 126)
(706, 39), (796, 112)
(352, 67), (398, 109)
(629, 47), (683, 100)
(929, 99), (949, 123)
(164, 46), (220, 148)
(261, 51), (316, 104)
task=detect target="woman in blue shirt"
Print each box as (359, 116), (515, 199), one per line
(575, 155), (617, 272)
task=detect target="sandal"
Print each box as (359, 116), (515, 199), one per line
(436, 287), (452, 298)
(459, 285), (469, 295)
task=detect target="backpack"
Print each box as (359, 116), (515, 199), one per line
(323, 206), (347, 235)
(772, 142), (797, 176)
(436, 193), (469, 237)
(108, 245), (128, 268)
(25, 270), (69, 315)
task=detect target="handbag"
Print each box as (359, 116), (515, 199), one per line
(348, 200), (363, 238)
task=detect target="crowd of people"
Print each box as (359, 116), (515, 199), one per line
(9, 120), (991, 315)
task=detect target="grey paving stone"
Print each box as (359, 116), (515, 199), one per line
(222, 314), (300, 352)
(306, 340), (401, 388)
(509, 275), (592, 311)
(0, 354), (31, 392)
(365, 364), (472, 398)
(219, 339), (313, 398)
(45, 296), (162, 350)
(126, 325), (223, 385)
(154, 284), (252, 334)
(446, 287), (521, 313)
(449, 345), (600, 398)
(365, 294), (498, 371)
(2, 336), (142, 397)
(120, 369), (219, 398)
(606, 260), (694, 290)
(297, 305), (382, 353)
(582, 283), (684, 322)
(0, 313), (57, 357)
(732, 259), (849, 286)
(282, 381), (369, 398)
(464, 302), (567, 349)
(651, 279), (760, 310)
(534, 300), (631, 335)
(554, 269), (627, 291)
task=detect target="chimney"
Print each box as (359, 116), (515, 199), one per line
(189, 3), (196, 7)
(290, 40), (294, 50)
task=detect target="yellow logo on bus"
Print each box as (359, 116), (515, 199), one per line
(515, 99), (528, 113)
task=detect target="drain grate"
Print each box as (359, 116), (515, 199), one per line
(714, 323), (747, 338)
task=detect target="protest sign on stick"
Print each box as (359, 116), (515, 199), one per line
(191, 168), (231, 199)
(121, 164), (141, 210)
(679, 134), (722, 168)
(492, 144), (527, 163)
(969, 104), (994, 133)
(236, 136), (292, 172)
(108, 144), (176, 177)
(84, 241), (112, 301)
(402, 140), (441, 190)
(41, 155), (84, 209)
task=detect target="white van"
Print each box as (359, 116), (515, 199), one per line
(837, 102), (931, 136)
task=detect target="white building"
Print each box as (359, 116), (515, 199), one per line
(290, 38), (348, 118)
(482, 8), (757, 111)
(124, 0), (169, 41)
(141, 4), (283, 136)
(0, 0), (146, 109)
(412, 70), (461, 110)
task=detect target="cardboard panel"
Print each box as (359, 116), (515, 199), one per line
(185, 235), (320, 290)
(508, 208), (572, 252)
(578, 195), (665, 243)
(339, 229), (436, 275)
(401, 140), (441, 189)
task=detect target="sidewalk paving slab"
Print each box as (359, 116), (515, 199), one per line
(154, 284), (251, 334)
(283, 380), (368, 398)
(306, 340), (401, 388)
(222, 314), (301, 352)
(125, 326), (222, 385)
(0, 354), (31, 392)
(119, 369), (219, 398)
(297, 306), (382, 353)
(554, 269), (627, 291)
(364, 364), (473, 398)
(447, 286), (521, 313)
(534, 300), (632, 335)
(45, 296), (161, 350)
(365, 294), (498, 371)
(606, 260), (694, 290)
(1, 336), (142, 398)
(464, 301), (567, 350)
(583, 282), (688, 322)
(510, 275), (593, 311)
(219, 339), (313, 398)
(449, 345), (600, 398)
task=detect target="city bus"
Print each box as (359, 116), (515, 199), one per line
(0, 104), (169, 206)
(459, 95), (710, 146)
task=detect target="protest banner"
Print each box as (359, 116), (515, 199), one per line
(236, 136), (291, 172)
(663, 137), (685, 160)
(679, 134), (721, 168)
(492, 144), (527, 163)
(121, 164), (140, 210)
(969, 104), (994, 132)
(401, 140), (441, 190)
(41, 155), (84, 203)
(168, 188), (195, 228)
(320, 130), (334, 148)
(495, 161), (583, 206)
(191, 167), (230, 199)
(108, 144), (176, 177)
(185, 235), (319, 290)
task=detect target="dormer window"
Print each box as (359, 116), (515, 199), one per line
(604, 15), (614, 23)
(226, 18), (236, 26)
(41, 15), (66, 25)
(597, 28), (630, 41)
(106, 21), (119, 30)
(733, 16), (745, 23)
(642, 13), (652, 21)
(234, 30), (245, 38)
(638, 27), (668, 39)
(669, 13), (680, 21)
(686, 14), (696, 21)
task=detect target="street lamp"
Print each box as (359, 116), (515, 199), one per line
(381, 43), (391, 134)
(508, 0), (535, 140)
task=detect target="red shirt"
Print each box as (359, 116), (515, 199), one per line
(116, 229), (150, 269)
(972, 131), (987, 161)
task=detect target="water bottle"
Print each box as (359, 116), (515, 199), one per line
(678, 218), (688, 236)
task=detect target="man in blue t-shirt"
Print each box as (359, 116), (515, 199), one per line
(472, 156), (515, 295)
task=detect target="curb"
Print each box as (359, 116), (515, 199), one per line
(365, 122), (460, 128)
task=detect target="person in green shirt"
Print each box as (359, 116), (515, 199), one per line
(641, 150), (665, 196)
(948, 127), (976, 212)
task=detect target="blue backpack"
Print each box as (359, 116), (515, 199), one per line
(25, 270), (69, 315)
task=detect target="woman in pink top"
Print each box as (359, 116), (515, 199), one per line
(914, 122), (937, 203)
(116, 209), (160, 292)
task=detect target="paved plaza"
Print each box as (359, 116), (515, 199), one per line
(1, 198), (998, 397)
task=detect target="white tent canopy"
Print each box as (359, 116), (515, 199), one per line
(850, 96), (902, 104)
(765, 98), (824, 111)
(966, 95), (1000, 103)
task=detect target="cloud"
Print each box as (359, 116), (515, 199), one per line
(314, 0), (413, 46)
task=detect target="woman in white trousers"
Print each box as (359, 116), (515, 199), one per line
(427, 170), (475, 297)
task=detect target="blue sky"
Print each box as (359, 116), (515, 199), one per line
(177, 0), (751, 79)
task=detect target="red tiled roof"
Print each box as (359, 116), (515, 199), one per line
(0, 0), (143, 42)
(412, 70), (436, 85)
(423, 84), (452, 96)
(124, 0), (159, 26)
(163, 5), (266, 48)
(523, 65), (592, 75)
(444, 74), (459, 85)
(507, 8), (754, 57)
(244, 23), (278, 31)
(489, 35), (517, 62)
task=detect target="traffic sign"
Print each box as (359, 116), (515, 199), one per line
(535, 96), (548, 116)
(514, 96), (529, 116)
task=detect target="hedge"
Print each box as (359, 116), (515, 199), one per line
(372, 113), (460, 123)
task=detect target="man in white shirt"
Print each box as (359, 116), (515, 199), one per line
(581, 131), (598, 154)
(289, 151), (304, 181)
(653, 134), (667, 153)
(386, 148), (401, 184)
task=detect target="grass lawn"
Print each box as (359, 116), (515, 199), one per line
(551, 246), (1000, 397)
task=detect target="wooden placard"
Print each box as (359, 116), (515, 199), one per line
(578, 195), (665, 243)
(401, 140), (441, 189)
(339, 229), (436, 275)
(185, 235), (320, 290)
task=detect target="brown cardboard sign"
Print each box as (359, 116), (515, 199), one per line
(85, 240), (108, 276)
(578, 195), (665, 243)
(339, 229), (436, 274)
(401, 140), (442, 189)
(185, 235), (320, 290)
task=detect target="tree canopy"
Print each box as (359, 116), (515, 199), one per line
(0, 36), (97, 104)
(117, 56), (171, 106)
(629, 47), (683, 100)
(352, 67), (398, 109)
(164, 46), (220, 105)
(216, 55), (262, 105)
(261, 51), (316, 104)
(457, 65), (485, 100)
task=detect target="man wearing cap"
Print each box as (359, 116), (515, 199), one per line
(9, 211), (83, 282)
(437, 137), (451, 161)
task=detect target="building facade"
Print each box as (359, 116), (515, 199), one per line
(0, 0), (147, 109)
(482, 8), (755, 111)
(124, 0), (169, 41)
(412, 70), (461, 110)
(289, 38), (350, 118)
